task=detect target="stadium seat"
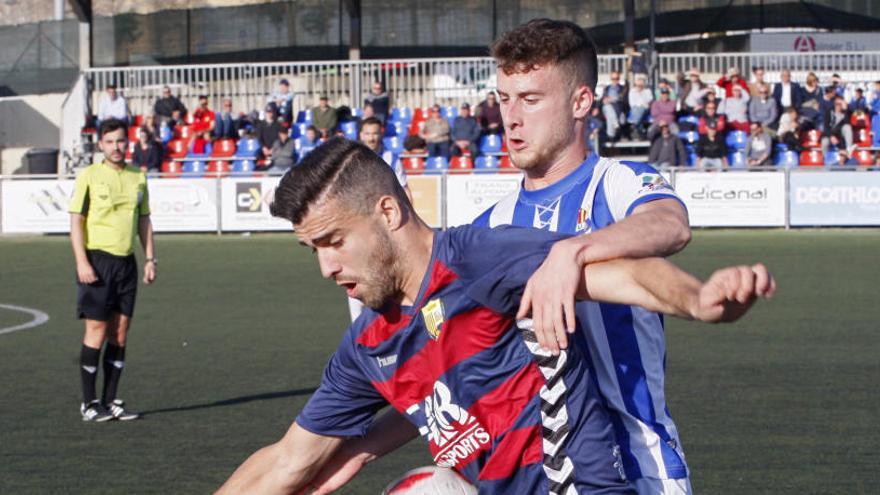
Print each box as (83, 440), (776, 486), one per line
(677, 114), (699, 131)
(125, 141), (136, 160)
(424, 156), (449, 173)
(499, 155), (515, 169)
(211, 138), (237, 157)
(159, 124), (173, 144)
(160, 160), (181, 178)
(413, 107), (431, 123)
(132, 114), (145, 127)
(439, 106), (457, 120)
(351, 107), (364, 118)
(236, 138), (261, 157)
(296, 109), (313, 124)
(824, 151), (841, 166)
(385, 120), (407, 137)
(231, 159), (256, 176)
(401, 156), (425, 173)
(188, 142), (213, 158)
(679, 130), (699, 145)
(182, 159), (207, 177)
(340, 121), (359, 140)
(773, 150), (799, 168)
(725, 130), (748, 150)
(800, 129), (822, 149)
(480, 134), (503, 154)
(855, 128), (872, 148)
(127, 126), (141, 142)
(390, 107), (413, 123)
(166, 139), (188, 159)
(383, 136), (404, 153)
(872, 115), (880, 146)
(206, 160), (231, 177)
(727, 151), (746, 168)
(176, 125), (194, 141)
(853, 149), (875, 166)
(184, 113), (197, 125)
(799, 149), (823, 167)
(295, 122), (309, 138)
(774, 142), (789, 153)
(449, 155), (474, 172)
(474, 155), (499, 171)
(851, 112), (870, 130)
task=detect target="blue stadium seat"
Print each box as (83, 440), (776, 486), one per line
(773, 150), (799, 168)
(383, 136), (404, 153)
(873, 114), (880, 147)
(479, 134), (503, 154)
(237, 138), (260, 157)
(182, 159), (207, 177)
(385, 120), (407, 137)
(725, 130), (748, 150)
(231, 159), (256, 175)
(296, 109), (313, 124)
(475, 155), (500, 171)
(340, 121), (359, 140)
(678, 130), (699, 145)
(824, 150), (841, 166)
(295, 122), (309, 138)
(677, 115), (699, 129)
(390, 107), (413, 123)
(187, 142), (212, 158)
(774, 142), (789, 153)
(159, 124), (173, 144)
(728, 151), (746, 168)
(351, 107), (364, 118)
(439, 106), (458, 120)
(424, 156), (449, 173)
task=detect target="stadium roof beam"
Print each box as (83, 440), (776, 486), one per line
(68, 0), (92, 69)
(343, 0), (361, 61)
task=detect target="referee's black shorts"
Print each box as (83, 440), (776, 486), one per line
(76, 250), (138, 321)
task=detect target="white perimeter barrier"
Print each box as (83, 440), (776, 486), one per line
(2, 170), (880, 234)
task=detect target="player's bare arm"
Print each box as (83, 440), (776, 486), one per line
(216, 422), (343, 494)
(138, 215), (157, 284)
(517, 198), (690, 353)
(577, 257), (775, 323)
(70, 213), (97, 284)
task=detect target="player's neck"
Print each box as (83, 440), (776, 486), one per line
(522, 141), (589, 191)
(103, 159), (125, 171)
(396, 222), (435, 307)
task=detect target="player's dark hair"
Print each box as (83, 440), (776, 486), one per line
(358, 116), (383, 134)
(270, 137), (410, 225)
(98, 118), (129, 139)
(490, 18), (598, 92)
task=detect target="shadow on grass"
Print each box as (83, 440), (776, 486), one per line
(139, 387), (318, 416)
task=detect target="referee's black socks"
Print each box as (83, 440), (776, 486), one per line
(79, 344), (101, 404)
(101, 343), (125, 404)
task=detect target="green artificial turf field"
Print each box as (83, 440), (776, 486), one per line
(0, 230), (877, 494)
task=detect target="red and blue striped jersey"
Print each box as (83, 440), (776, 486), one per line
(298, 225), (633, 494)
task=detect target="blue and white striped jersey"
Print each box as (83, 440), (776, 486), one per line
(472, 153), (689, 482)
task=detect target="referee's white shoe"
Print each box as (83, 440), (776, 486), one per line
(107, 399), (140, 421)
(81, 400), (113, 422)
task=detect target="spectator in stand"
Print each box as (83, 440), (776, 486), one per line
(628, 49), (649, 79)
(653, 78), (677, 101)
(132, 128), (162, 173)
(98, 84), (129, 124)
(190, 129), (211, 155)
(358, 116), (411, 200)
(214, 98), (239, 139)
(748, 67), (767, 96)
(192, 95), (216, 133)
(716, 67), (750, 98)
(600, 70), (627, 140)
(586, 105), (606, 149)
(311, 96), (338, 139)
(745, 122), (772, 168)
(647, 88), (678, 141)
(269, 129), (296, 172)
(419, 104), (451, 158)
(303, 126), (321, 147)
(141, 115), (162, 144)
(749, 83), (778, 130)
(476, 91), (503, 134)
(698, 100), (727, 136)
(402, 135), (428, 156)
(772, 69), (803, 116)
(680, 68), (710, 116)
(648, 123), (686, 168)
(267, 79), (294, 124)
(830, 73), (846, 98)
(849, 88), (868, 113)
(364, 81), (390, 124)
(627, 74), (653, 139)
(777, 107), (803, 151)
(870, 81), (880, 115)
(819, 86), (838, 128)
(695, 126), (728, 170)
(702, 90), (719, 113)
(800, 72), (823, 126)
(256, 102), (284, 158)
(821, 96), (854, 156)
(721, 85), (751, 132)
(153, 86), (186, 127)
(450, 102), (481, 157)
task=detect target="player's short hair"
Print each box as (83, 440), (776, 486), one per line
(490, 18), (598, 92)
(359, 116), (382, 133)
(270, 137), (410, 225)
(98, 118), (128, 139)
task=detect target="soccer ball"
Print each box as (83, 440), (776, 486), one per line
(382, 466), (477, 495)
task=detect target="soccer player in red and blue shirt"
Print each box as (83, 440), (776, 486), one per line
(216, 138), (775, 494)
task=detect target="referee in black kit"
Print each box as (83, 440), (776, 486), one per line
(69, 118), (157, 422)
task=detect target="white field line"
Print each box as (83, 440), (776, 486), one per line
(0, 304), (50, 335)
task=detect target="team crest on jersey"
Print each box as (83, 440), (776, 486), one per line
(576, 208), (591, 232)
(639, 173), (672, 192)
(421, 298), (446, 340)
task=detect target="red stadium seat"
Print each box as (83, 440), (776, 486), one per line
(127, 126), (140, 142)
(184, 113), (197, 125)
(499, 155), (515, 169)
(125, 141), (136, 160)
(166, 139), (188, 159)
(800, 129), (822, 149)
(851, 112), (870, 130)
(402, 156), (425, 173)
(210, 138), (237, 157)
(449, 155), (473, 172)
(160, 160), (182, 178)
(855, 128), (872, 148)
(853, 149), (875, 166)
(206, 160), (231, 177)
(799, 150), (823, 167)
(175, 125), (194, 141)
(132, 114), (145, 127)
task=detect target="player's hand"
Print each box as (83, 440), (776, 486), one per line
(300, 443), (368, 495)
(692, 263), (776, 323)
(143, 261), (157, 285)
(516, 238), (581, 355)
(77, 262), (98, 284)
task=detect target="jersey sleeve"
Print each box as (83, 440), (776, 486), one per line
(139, 175), (151, 216)
(296, 328), (388, 437)
(448, 225), (570, 316)
(602, 162), (685, 221)
(470, 205), (493, 228)
(68, 170), (90, 214)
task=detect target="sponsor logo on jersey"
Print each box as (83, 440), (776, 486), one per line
(639, 173), (672, 193)
(576, 207), (591, 232)
(406, 381), (491, 469)
(377, 354), (398, 367)
(421, 298), (445, 340)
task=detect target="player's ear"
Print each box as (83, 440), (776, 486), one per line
(376, 195), (404, 231)
(572, 84), (593, 119)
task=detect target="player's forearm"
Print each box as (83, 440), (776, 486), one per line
(579, 258), (702, 319)
(69, 215), (89, 264)
(138, 215), (155, 258)
(355, 409), (419, 465)
(569, 201), (691, 265)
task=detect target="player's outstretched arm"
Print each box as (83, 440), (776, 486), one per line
(216, 421), (343, 495)
(306, 409), (420, 495)
(576, 258), (775, 322)
(517, 198), (690, 353)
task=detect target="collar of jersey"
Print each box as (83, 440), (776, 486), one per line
(100, 161), (127, 173)
(394, 229), (442, 317)
(517, 153), (599, 205)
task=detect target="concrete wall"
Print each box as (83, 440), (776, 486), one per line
(0, 93), (66, 175)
